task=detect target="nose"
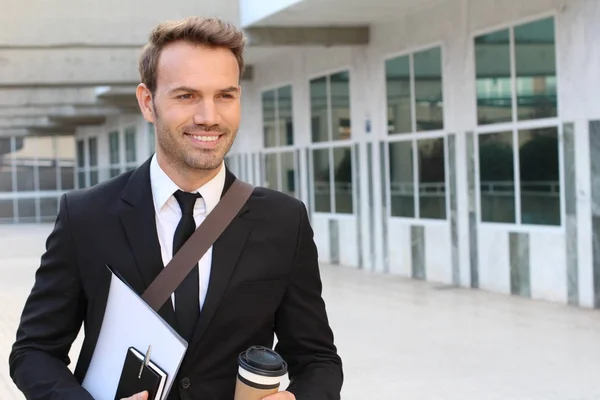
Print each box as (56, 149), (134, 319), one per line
(192, 98), (219, 127)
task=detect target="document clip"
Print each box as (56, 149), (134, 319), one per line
(138, 345), (152, 379)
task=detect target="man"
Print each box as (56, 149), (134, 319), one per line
(9, 16), (343, 400)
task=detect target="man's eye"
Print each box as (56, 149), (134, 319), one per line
(220, 94), (234, 99)
(178, 94), (192, 99)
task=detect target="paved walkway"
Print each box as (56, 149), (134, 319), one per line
(1, 224), (600, 399)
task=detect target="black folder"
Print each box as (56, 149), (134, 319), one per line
(114, 346), (168, 400)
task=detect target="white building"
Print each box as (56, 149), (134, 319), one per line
(2, 0), (600, 309)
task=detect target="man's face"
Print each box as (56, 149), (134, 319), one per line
(146, 41), (241, 172)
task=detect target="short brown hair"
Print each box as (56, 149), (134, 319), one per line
(139, 16), (247, 95)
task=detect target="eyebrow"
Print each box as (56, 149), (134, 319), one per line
(169, 86), (240, 95)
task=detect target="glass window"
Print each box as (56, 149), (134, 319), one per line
(519, 127), (560, 225)
(17, 198), (36, 221)
(475, 17), (557, 125)
(386, 47), (443, 134)
(125, 126), (137, 163)
(14, 137), (37, 192)
(56, 136), (75, 191)
(40, 197), (58, 221)
(330, 72), (351, 141)
(333, 147), (353, 213)
(414, 47), (444, 131)
(418, 138), (446, 219)
(262, 91), (277, 148)
(0, 200), (14, 221)
(88, 137), (98, 167)
(280, 151), (295, 197)
(312, 149), (331, 212)
(385, 55), (412, 134)
(109, 131), (120, 178)
(515, 17), (557, 120)
(76, 140), (85, 168)
(479, 131), (515, 223)
(277, 86), (294, 146)
(310, 77), (328, 143)
(38, 137), (58, 191)
(263, 153), (277, 190)
(389, 141), (415, 217)
(475, 29), (512, 125)
(0, 137), (14, 192)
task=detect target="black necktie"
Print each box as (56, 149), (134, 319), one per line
(172, 190), (202, 341)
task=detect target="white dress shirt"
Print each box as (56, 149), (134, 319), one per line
(149, 154), (226, 310)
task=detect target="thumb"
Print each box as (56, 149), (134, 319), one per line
(135, 391), (149, 400)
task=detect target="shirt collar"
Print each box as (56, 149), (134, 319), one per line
(150, 154), (226, 215)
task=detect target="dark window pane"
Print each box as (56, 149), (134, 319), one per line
(310, 77), (329, 143)
(78, 172), (86, 188)
(277, 86), (294, 146)
(38, 164), (58, 190)
(90, 170), (99, 186)
(414, 47), (444, 131)
(262, 90), (277, 147)
(330, 71), (351, 141)
(109, 131), (120, 164)
(389, 141), (415, 217)
(515, 17), (557, 120)
(519, 127), (560, 225)
(109, 168), (120, 178)
(333, 147), (353, 213)
(418, 138), (446, 219)
(479, 131), (515, 223)
(17, 198), (36, 221)
(0, 137), (14, 192)
(76, 140), (85, 167)
(263, 153), (277, 190)
(37, 137), (58, 191)
(40, 197), (58, 219)
(88, 137), (98, 167)
(125, 127), (137, 163)
(475, 29), (512, 125)
(281, 151), (296, 197)
(312, 149), (331, 212)
(385, 55), (412, 134)
(14, 137), (37, 192)
(0, 200), (14, 220)
(60, 164), (75, 190)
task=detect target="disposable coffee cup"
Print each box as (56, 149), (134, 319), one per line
(234, 346), (288, 400)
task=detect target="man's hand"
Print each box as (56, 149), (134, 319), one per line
(121, 391), (148, 400)
(262, 391), (296, 400)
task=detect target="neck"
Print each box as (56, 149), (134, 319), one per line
(156, 153), (221, 192)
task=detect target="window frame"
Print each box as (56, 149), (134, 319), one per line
(472, 13), (565, 231)
(261, 83), (295, 148)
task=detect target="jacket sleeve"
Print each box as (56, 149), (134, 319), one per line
(274, 202), (343, 400)
(8, 193), (94, 400)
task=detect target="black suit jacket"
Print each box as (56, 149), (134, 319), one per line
(9, 157), (343, 400)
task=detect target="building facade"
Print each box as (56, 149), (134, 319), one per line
(1, 0), (600, 308)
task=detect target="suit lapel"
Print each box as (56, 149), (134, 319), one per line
(187, 169), (253, 348)
(119, 158), (178, 330)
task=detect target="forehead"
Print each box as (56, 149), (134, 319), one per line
(155, 41), (240, 91)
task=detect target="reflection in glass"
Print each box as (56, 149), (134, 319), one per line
(262, 90), (276, 147)
(281, 151), (295, 197)
(519, 127), (560, 225)
(277, 86), (294, 146)
(125, 127), (137, 163)
(310, 77), (328, 143)
(475, 29), (512, 125)
(0, 137), (14, 192)
(333, 147), (353, 213)
(312, 149), (331, 212)
(414, 47), (444, 131)
(18, 198), (36, 221)
(263, 153), (277, 190)
(40, 197), (58, 222)
(515, 17), (557, 120)
(14, 137), (36, 192)
(0, 200), (13, 221)
(330, 71), (351, 141)
(389, 141), (415, 217)
(385, 55), (412, 134)
(418, 138), (446, 219)
(479, 131), (515, 223)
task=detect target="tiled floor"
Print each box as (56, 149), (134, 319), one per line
(2, 224), (600, 399)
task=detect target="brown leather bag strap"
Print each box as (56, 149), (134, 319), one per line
(141, 179), (254, 312)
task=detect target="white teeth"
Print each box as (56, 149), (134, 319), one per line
(191, 135), (219, 142)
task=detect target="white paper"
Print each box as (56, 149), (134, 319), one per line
(82, 267), (188, 400)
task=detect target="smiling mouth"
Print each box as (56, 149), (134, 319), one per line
(186, 133), (222, 142)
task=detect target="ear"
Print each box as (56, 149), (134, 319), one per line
(136, 84), (155, 124)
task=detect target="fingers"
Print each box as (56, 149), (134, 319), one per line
(122, 391), (149, 400)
